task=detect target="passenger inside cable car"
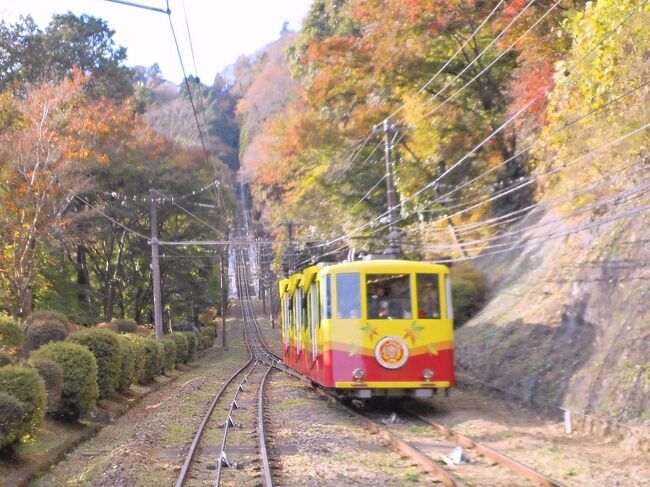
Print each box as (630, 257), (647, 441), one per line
(367, 274), (412, 319)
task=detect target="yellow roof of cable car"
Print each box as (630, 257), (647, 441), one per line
(288, 274), (302, 294)
(300, 265), (322, 292)
(317, 259), (449, 275)
(278, 278), (289, 298)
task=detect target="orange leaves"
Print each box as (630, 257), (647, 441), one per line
(509, 61), (556, 126)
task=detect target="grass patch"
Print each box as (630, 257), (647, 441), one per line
(161, 423), (195, 443)
(407, 424), (429, 434)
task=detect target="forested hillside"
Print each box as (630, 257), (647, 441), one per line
(0, 13), (235, 326)
(237, 0), (649, 425)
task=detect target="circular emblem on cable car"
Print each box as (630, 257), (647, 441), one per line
(375, 336), (409, 369)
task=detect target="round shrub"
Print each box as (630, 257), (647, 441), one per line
(171, 322), (196, 333)
(0, 392), (24, 450)
(159, 338), (177, 374)
(124, 335), (146, 384)
(25, 310), (69, 329)
(0, 365), (46, 439)
(154, 341), (165, 375)
(67, 328), (121, 398)
(169, 333), (189, 364)
(29, 358), (64, 414)
(115, 335), (136, 392)
(0, 313), (24, 350)
(182, 332), (198, 362)
(127, 336), (158, 383)
(24, 320), (68, 353)
(31, 342), (98, 419)
(112, 318), (138, 334)
(200, 327), (215, 349)
(0, 350), (13, 367)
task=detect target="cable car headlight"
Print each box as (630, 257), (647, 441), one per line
(352, 368), (365, 382)
(423, 369), (434, 381)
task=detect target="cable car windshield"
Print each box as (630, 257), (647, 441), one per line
(366, 274), (412, 319)
(417, 274), (441, 319)
(337, 273), (361, 319)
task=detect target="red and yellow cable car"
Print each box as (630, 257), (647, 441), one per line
(279, 259), (455, 398)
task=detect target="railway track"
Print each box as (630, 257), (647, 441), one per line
(175, 249), (281, 487)
(330, 398), (568, 487)
(178, 241), (566, 486)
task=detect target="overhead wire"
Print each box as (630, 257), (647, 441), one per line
(339, 0), (513, 173)
(370, 122), (650, 238)
(435, 198), (650, 265)
(71, 193), (149, 240)
(423, 0), (563, 119)
(326, 0), (648, 247)
(180, 0), (224, 206)
(403, 157), (650, 254)
(155, 189), (222, 235)
(358, 77), (650, 238)
(385, 0), (507, 121)
(165, 0), (211, 162)
(415, 150), (649, 240)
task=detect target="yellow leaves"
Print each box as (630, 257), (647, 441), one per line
(403, 320), (425, 344)
(361, 322), (378, 340)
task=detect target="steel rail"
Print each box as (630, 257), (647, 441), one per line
(401, 405), (567, 487)
(235, 238), (566, 487)
(174, 357), (254, 487)
(176, 245), (257, 487)
(215, 360), (262, 485)
(258, 363), (275, 487)
(234, 249), (276, 486)
(313, 388), (467, 487)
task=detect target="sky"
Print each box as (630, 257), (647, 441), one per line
(0, 0), (313, 84)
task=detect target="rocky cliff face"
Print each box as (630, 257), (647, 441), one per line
(456, 200), (650, 429)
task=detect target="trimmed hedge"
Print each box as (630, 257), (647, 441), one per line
(24, 320), (68, 353)
(125, 335), (146, 384)
(200, 327), (215, 349)
(126, 336), (158, 383)
(67, 328), (121, 398)
(24, 310), (69, 329)
(0, 392), (24, 450)
(0, 350), (12, 367)
(169, 333), (189, 364)
(0, 313), (23, 349)
(171, 322), (195, 333)
(112, 318), (138, 334)
(0, 365), (46, 440)
(31, 342), (98, 419)
(154, 341), (165, 375)
(30, 358), (64, 414)
(115, 335), (136, 392)
(159, 338), (177, 374)
(182, 332), (198, 362)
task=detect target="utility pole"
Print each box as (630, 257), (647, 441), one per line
(374, 118), (401, 257)
(220, 249), (228, 350)
(149, 189), (164, 340)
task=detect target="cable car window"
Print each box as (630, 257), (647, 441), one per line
(366, 274), (412, 319)
(295, 288), (303, 355)
(416, 274), (441, 319)
(337, 273), (361, 319)
(310, 282), (319, 359)
(445, 274), (454, 321)
(283, 296), (291, 348)
(322, 275), (332, 320)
